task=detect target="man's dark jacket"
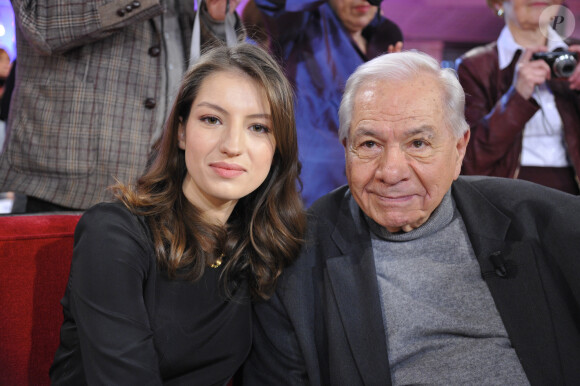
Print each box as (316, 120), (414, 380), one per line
(243, 176), (580, 385)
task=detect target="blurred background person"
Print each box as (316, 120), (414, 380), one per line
(0, 48), (11, 153)
(253, 0), (403, 206)
(0, 48), (9, 100)
(50, 43), (306, 384)
(0, 48), (12, 154)
(241, 0), (271, 49)
(0, 0), (246, 214)
(457, 0), (580, 194)
(0, 48), (16, 214)
(191, 0), (246, 61)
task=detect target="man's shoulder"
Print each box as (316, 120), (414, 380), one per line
(281, 186), (353, 276)
(306, 185), (362, 237)
(457, 174), (562, 194)
(308, 185), (351, 218)
(454, 175), (579, 214)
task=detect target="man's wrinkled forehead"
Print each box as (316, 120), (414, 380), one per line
(350, 78), (445, 133)
(351, 125), (437, 141)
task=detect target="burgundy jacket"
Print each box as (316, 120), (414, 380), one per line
(456, 42), (580, 179)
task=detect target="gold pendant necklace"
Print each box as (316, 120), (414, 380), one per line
(210, 253), (224, 269)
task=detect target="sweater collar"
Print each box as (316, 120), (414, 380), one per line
(364, 189), (454, 242)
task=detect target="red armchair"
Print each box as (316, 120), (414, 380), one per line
(0, 213), (82, 385)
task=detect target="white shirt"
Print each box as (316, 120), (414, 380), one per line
(497, 26), (570, 167)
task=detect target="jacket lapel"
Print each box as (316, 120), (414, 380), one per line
(322, 180), (565, 383)
(325, 193), (392, 385)
(452, 178), (564, 383)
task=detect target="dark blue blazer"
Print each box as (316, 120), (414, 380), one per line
(243, 176), (580, 385)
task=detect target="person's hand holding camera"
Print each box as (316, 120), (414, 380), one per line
(514, 46), (550, 100)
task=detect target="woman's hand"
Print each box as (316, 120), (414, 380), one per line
(567, 44), (580, 90)
(513, 47), (551, 100)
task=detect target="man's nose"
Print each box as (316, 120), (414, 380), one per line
(375, 145), (410, 184)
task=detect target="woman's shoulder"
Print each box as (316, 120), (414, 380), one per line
(72, 202), (156, 277)
(77, 201), (153, 252)
(81, 201), (142, 226)
(462, 41), (497, 59)
(455, 41), (499, 81)
(457, 41), (498, 68)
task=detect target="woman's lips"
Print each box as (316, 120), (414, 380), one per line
(210, 162), (246, 178)
(353, 4), (372, 14)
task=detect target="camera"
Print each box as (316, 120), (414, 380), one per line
(531, 51), (578, 79)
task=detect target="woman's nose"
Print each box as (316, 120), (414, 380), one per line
(219, 125), (244, 156)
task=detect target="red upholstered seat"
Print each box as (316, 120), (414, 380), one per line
(0, 214), (81, 385)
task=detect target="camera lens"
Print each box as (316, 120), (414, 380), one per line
(553, 54), (577, 78)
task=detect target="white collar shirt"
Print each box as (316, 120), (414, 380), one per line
(497, 25), (570, 167)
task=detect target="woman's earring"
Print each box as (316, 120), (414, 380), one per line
(497, 8), (504, 17)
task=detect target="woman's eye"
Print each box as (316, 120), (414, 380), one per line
(250, 124), (270, 134)
(201, 116), (220, 125)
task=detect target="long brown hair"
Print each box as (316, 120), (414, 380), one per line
(113, 43), (305, 300)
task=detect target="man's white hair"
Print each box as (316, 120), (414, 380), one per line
(338, 50), (469, 142)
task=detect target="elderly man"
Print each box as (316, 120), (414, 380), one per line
(243, 51), (580, 385)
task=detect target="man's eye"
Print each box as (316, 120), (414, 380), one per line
(352, 139), (382, 159)
(362, 141), (376, 148)
(411, 140), (425, 148)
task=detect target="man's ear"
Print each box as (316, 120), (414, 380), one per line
(454, 129), (470, 179)
(178, 124), (186, 150)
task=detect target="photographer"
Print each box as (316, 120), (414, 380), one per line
(457, 0), (580, 194)
(253, 0), (403, 206)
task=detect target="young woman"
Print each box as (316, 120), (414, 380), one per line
(50, 43), (306, 385)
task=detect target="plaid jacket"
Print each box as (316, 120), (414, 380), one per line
(0, 0), (195, 209)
